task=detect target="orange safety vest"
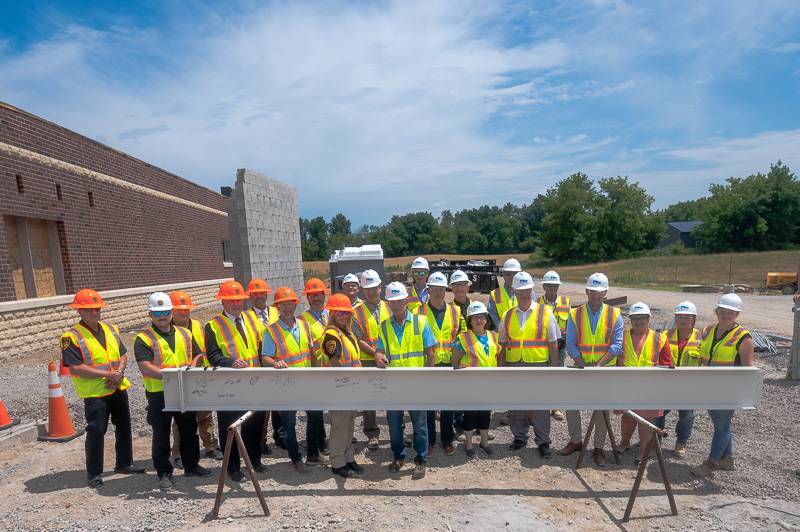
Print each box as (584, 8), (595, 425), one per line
(502, 304), (552, 364)
(265, 319), (315, 367)
(569, 304), (621, 365)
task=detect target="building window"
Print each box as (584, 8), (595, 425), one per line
(16, 174), (24, 193)
(221, 239), (232, 266)
(56, 183), (63, 201)
(87, 191), (94, 207)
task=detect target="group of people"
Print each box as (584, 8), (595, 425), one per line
(60, 256), (756, 489)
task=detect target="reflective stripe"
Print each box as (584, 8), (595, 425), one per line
(69, 328), (93, 365)
(381, 320), (392, 359)
(213, 316), (239, 360)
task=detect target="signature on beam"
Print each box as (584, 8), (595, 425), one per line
(217, 377), (242, 398)
(271, 375), (297, 388)
(334, 377), (359, 388)
(368, 377), (387, 392)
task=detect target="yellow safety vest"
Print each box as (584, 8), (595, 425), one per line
(406, 285), (425, 313)
(417, 302), (461, 364)
(352, 299), (391, 361)
(300, 309), (327, 365)
(321, 326), (362, 368)
(502, 304), (552, 364)
(241, 307), (279, 343)
(622, 329), (668, 367)
(456, 330), (498, 367)
(61, 321), (131, 399)
(537, 295), (570, 334)
(265, 319), (314, 368)
(136, 326), (192, 392)
(378, 314), (428, 368)
(490, 286), (516, 323)
(569, 304), (621, 365)
(699, 323), (749, 366)
(667, 328), (703, 367)
(206, 313), (261, 367)
(189, 318), (209, 367)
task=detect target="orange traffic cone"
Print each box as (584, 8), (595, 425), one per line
(0, 399), (19, 430)
(38, 361), (84, 442)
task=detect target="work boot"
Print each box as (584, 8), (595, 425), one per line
(228, 470), (245, 482)
(332, 466), (353, 478)
(538, 443), (552, 459)
(388, 459), (404, 473)
(206, 448), (225, 460)
(558, 441), (582, 456)
(306, 455), (330, 466)
(673, 442), (687, 459)
(347, 461), (365, 474)
(292, 461), (309, 474)
(87, 475), (103, 489)
(115, 463), (146, 474)
(367, 437), (380, 450)
(479, 444), (494, 456)
(593, 448), (606, 467)
(690, 459), (718, 477)
(158, 474), (174, 490)
(509, 439), (526, 451)
(551, 410), (565, 421)
(718, 455), (735, 471)
(412, 462), (426, 480)
(184, 465), (212, 477)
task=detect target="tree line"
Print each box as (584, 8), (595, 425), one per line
(300, 161), (800, 264)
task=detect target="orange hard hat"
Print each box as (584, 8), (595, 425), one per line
(303, 278), (327, 295)
(170, 290), (195, 310)
(273, 286), (300, 305)
(247, 278), (272, 295)
(69, 288), (106, 309)
(216, 280), (249, 301)
(325, 293), (354, 313)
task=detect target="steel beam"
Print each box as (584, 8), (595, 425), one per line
(162, 367), (762, 412)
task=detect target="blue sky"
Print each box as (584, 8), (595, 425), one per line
(2, 1), (800, 227)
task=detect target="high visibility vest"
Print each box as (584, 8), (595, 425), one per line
(352, 299), (391, 361)
(265, 319), (314, 368)
(416, 302), (461, 364)
(378, 314), (428, 368)
(206, 314), (261, 367)
(300, 309), (328, 365)
(502, 304), (552, 364)
(622, 329), (667, 367)
(136, 326), (192, 392)
(61, 321), (131, 399)
(407, 285), (425, 313)
(537, 295), (570, 334)
(241, 307), (279, 343)
(667, 328), (702, 367)
(189, 318), (209, 367)
(699, 323), (749, 366)
(490, 286), (516, 323)
(321, 326), (362, 368)
(456, 330), (498, 367)
(569, 304), (621, 365)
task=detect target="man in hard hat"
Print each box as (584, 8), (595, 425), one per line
(537, 270), (570, 421)
(560, 272), (623, 467)
(341, 273), (361, 304)
(169, 290), (222, 465)
(499, 272), (560, 458)
(61, 288), (145, 488)
(418, 271), (463, 456)
(352, 269), (391, 450)
(488, 258), (521, 330)
(448, 269), (476, 440)
(375, 281), (437, 479)
(407, 257), (430, 313)
(204, 280), (266, 482)
(298, 278), (329, 454)
(134, 292), (212, 489)
(261, 287), (325, 473)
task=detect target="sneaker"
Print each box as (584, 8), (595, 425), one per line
(158, 474), (174, 490)
(87, 475), (103, 489)
(388, 459), (404, 473)
(206, 448), (225, 460)
(367, 437), (380, 450)
(673, 442), (687, 459)
(718, 456), (735, 471)
(479, 444), (494, 456)
(412, 462), (426, 480)
(228, 470), (245, 482)
(347, 461), (365, 474)
(306, 455), (330, 466)
(465, 448), (476, 459)
(115, 464), (146, 474)
(332, 466), (353, 478)
(538, 443), (552, 459)
(444, 445), (456, 456)
(173, 457), (183, 469)
(456, 433), (466, 443)
(184, 465), (212, 477)
(691, 459), (718, 477)
(509, 439), (526, 451)
(551, 409), (566, 421)
(292, 461), (309, 474)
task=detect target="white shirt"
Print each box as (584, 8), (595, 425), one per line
(498, 302), (562, 344)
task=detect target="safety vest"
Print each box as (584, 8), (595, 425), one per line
(241, 307), (279, 342)
(352, 299), (391, 360)
(265, 319), (314, 368)
(490, 286), (516, 323)
(136, 326), (192, 392)
(456, 330), (499, 367)
(321, 326), (362, 368)
(699, 323), (749, 366)
(537, 295), (571, 334)
(378, 314), (428, 368)
(502, 304), (552, 364)
(61, 321), (131, 399)
(300, 309), (328, 365)
(622, 329), (668, 367)
(206, 313), (261, 367)
(569, 304), (621, 365)
(667, 328), (702, 367)
(188, 318), (209, 367)
(417, 302), (461, 364)
(406, 285), (426, 313)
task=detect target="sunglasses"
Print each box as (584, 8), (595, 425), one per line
(413, 271), (428, 277)
(151, 310), (172, 317)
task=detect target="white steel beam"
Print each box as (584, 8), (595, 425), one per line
(162, 367), (762, 412)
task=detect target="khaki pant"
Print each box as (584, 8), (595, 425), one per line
(507, 361), (551, 445)
(172, 410), (217, 456)
(329, 410), (357, 469)
(566, 410), (609, 448)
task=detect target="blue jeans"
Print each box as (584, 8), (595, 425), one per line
(708, 410), (734, 461)
(387, 410), (428, 463)
(279, 410), (322, 463)
(427, 410), (454, 447)
(654, 410), (695, 444)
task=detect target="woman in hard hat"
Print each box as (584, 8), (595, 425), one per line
(452, 301), (499, 458)
(319, 293), (365, 478)
(691, 293), (754, 477)
(654, 300), (702, 459)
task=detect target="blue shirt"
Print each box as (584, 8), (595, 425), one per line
(376, 310), (437, 351)
(566, 304), (624, 360)
(261, 317), (301, 357)
(412, 284), (429, 305)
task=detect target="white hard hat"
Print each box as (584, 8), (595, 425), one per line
(411, 257), (429, 270)
(449, 270), (471, 286)
(466, 301), (489, 317)
(586, 272), (609, 292)
(502, 258), (522, 272)
(716, 293), (742, 312)
(628, 301), (651, 316)
(426, 271), (448, 288)
(360, 269), (381, 289)
(542, 271), (561, 285)
(385, 282), (409, 301)
(342, 273), (359, 286)
(511, 271), (534, 291)
(148, 291), (173, 312)
(674, 300), (697, 316)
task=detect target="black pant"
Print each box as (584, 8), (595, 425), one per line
(462, 411), (491, 431)
(146, 391), (199, 477)
(217, 410), (266, 474)
(270, 410), (285, 446)
(84, 389), (134, 478)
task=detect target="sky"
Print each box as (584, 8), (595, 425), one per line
(1, 0), (800, 227)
